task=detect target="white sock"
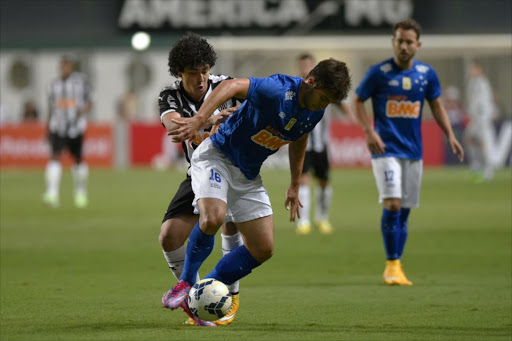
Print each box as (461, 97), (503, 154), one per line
(45, 160), (62, 197)
(162, 245), (200, 282)
(315, 185), (332, 222)
(467, 144), (483, 172)
(72, 163), (88, 195)
(221, 232), (243, 293)
(298, 184), (311, 224)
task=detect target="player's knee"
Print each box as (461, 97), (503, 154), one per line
(251, 244), (274, 264)
(383, 199), (401, 212)
(159, 221), (184, 251)
(199, 212), (224, 234)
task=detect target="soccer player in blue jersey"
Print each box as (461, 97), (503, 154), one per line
(164, 58), (351, 325)
(353, 19), (464, 285)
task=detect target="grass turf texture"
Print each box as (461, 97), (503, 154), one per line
(1, 168), (510, 341)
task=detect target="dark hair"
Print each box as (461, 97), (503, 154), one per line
(167, 32), (217, 77)
(393, 19), (422, 40)
(308, 58), (351, 102)
(297, 52), (315, 62)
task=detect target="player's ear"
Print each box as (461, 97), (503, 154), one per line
(305, 77), (315, 86)
(417, 41), (422, 48)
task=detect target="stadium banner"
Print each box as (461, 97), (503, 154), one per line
(329, 119), (444, 167)
(0, 123), (113, 168)
(129, 122), (183, 167)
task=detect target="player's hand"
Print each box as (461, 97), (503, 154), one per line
(168, 116), (203, 142)
(449, 136), (464, 162)
(366, 130), (386, 154)
(209, 106), (239, 126)
(284, 185), (302, 222)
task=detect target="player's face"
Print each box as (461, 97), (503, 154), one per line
(60, 60), (73, 79)
(392, 28), (421, 66)
(301, 81), (338, 112)
(179, 65), (211, 102)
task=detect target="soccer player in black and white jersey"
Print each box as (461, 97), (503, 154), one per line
(43, 55), (92, 208)
(158, 33), (242, 326)
(295, 53), (356, 235)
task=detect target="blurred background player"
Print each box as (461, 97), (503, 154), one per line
(464, 61), (496, 182)
(353, 19), (464, 285)
(43, 55), (92, 208)
(165, 58), (351, 326)
(295, 52), (356, 235)
(158, 32), (242, 326)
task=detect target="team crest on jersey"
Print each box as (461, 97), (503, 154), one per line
(285, 91), (295, 101)
(415, 65), (429, 73)
(380, 63), (392, 73)
(251, 129), (290, 150)
(402, 77), (412, 90)
(386, 100), (420, 118)
(284, 118), (297, 131)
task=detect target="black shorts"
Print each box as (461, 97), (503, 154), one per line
(301, 150), (330, 181)
(162, 175), (197, 223)
(49, 133), (84, 163)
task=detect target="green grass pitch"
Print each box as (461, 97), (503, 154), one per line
(1, 167), (511, 340)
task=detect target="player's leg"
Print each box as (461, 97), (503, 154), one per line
(400, 159), (422, 259)
(205, 169), (273, 285)
(297, 152), (312, 234)
(43, 133), (64, 207)
(205, 215), (273, 284)
(215, 222), (243, 326)
(312, 150), (333, 234)
(69, 135), (88, 208)
(165, 139), (230, 309)
(372, 157), (411, 285)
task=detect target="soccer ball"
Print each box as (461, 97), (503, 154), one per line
(188, 279), (232, 321)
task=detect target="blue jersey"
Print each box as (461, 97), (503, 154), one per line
(211, 74), (324, 180)
(355, 58), (441, 160)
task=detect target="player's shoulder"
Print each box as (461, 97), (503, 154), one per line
(367, 58), (395, 75)
(159, 80), (181, 96)
(209, 74), (232, 84)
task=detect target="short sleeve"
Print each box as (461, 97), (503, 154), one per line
(355, 66), (379, 101)
(426, 67), (442, 102)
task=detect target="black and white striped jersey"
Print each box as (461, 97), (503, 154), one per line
(306, 109), (330, 153)
(158, 74), (237, 164)
(48, 72), (92, 138)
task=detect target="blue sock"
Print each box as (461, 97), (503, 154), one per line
(180, 222), (215, 285)
(205, 245), (261, 285)
(398, 208), (410, 258)
(381, 208), (401, 260)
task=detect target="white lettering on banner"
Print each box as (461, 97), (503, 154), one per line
(0, 137), (112, 158)
(83, 138), (113, 157)
(329, 137), (372, 166)
(0, 137), (49, 157)
(345, 0), (412, 26)
(119, 0), (308, 29)
(492, 121), (512, 167)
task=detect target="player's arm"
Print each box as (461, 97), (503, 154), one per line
(169, 79), (250, 142)
(285, 133), (308, 222)
(429, 98), (464, 161)
(353, 94), (386, 154)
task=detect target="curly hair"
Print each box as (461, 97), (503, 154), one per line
(308, 58), (351, 102)
(167, 32), (217, 77)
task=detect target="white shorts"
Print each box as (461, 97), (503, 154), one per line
(190, 138), (273, 223)
(371, 157), (423, 208)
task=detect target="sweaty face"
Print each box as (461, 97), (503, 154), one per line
(392, 28), (420, 67)
(179, 65), (211, 102)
